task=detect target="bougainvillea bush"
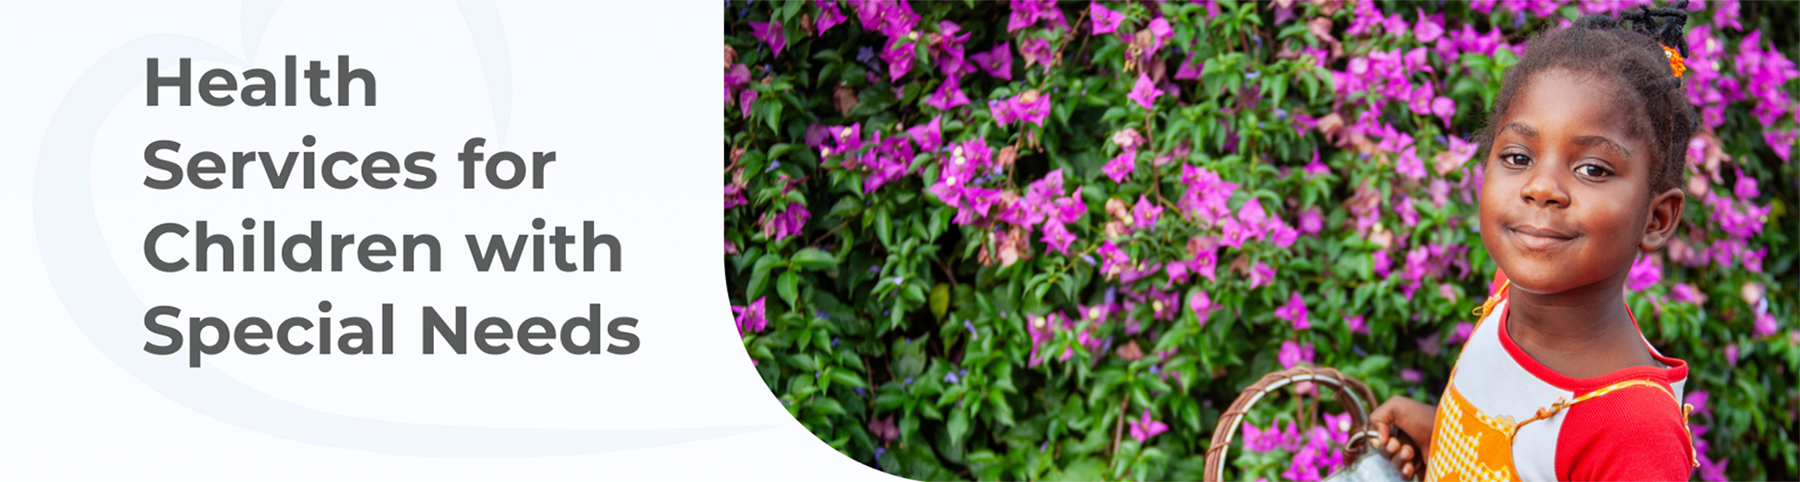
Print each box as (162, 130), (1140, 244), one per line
(723, 0), (1798, 480)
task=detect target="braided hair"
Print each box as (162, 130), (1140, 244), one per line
(1476, 0), (1700, 196)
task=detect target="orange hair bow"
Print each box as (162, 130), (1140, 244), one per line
(1663, 45), (1686, 78)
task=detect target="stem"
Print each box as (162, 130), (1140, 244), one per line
(1109, 397), (1128, 458)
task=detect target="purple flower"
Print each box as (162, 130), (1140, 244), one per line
(1040, 219), (1076, 255)
(1298, 208), (1323, 235)
(1238, 198), (1270, 234)
(815, 1), (846, 35)
(879, 35), (915, 82)
(1175, 54), (1203, 80)
(907, 115), (943, 152)
(1400, 368), (1422, 383)
(829, 123), (863, 153)
(1276, 291), (1310, 330)
(1755, 311), (1778, 337)
(1627, 254), (1661, 291)
(1698, 455), (1729, 482)
(1448, 322), (1474, 345)
(1128, 73), (1162, 110)
(1248, 262), (1276, 290)
(869, 415), (898, 442)
(1099, 240), (1130, 279)
(725, 184), (747, 209)
(1019, 37), (1053, 69)
(1395, 147), (1426, 181)
(930, 21), (973, 77)
(970, 43), (1014, 80)
(1090, 3), (1125, 34)
(1724, 343), (1740, 366)
(1303, 150), (1331, 177)
(763, 205), (811, 240)
(1672, 283), (1706, 305)
(1279, 340), (1315, 369)
(732, 297), (768, 335)
(1372, 251), (1392, 278)
(1189, 290), (1218, 325)
(739, 89), (758, 119)
(1324, 412), (1353, 445)
(1345, 315), (1369, 335)
(1764, 129), (1796, 162)
(925, 75), (971, 110)
(1128, 408), (1170, 443)
(750, 21), (787, 58)
(1397, 197), (1419, 227)
(1104, 150), (1136, 183)
(1414, 8), (1445, 43)
(1133, 195), (1163, 231)
(1008, 0), (1068, 33)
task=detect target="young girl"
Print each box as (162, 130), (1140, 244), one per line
(1369, 3), (1702, 481)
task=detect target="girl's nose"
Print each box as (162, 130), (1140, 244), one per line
(1518, 162), (1571, 208)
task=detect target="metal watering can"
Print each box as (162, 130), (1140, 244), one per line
(1203, 367), (1411, 482)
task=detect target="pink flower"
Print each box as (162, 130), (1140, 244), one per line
(879, 35), (915, 81)
(1725, 343), (1739, 366)
(1627, 254), (1661, 291)
(732, 297), (768, 335)
(1413, 8), (1445, 43)
(1448, 322), (1474, 345)
(1345, 315), (1369, 335)
(1303, 150), (1331, 177)
(1279, 340), (1315, 369)
(1128, 73), (1162, 110)
(1275, 291), (1310, 330)
(1372, 251), (1391, 278)
(1189, 290), (1219, 325)
(1147, 17), (1173, 56)
(1104, 150), (1136, 183)
(1395, 147), (1426, 181)
(1018, 37), (1053, 69)
(750, 21), (787, 58)
(1754, 312), (1779, 337)
(1270, 221), (1299, 248)
(1248, 262), (1276, 290)
(1040, 219), (1076, 255)
(1090, 2), (1125, 34)
(1298, 208), (1323, 235)
(925, 75), (970, 110)
(739, 89), (758, 119)
(1133, 195), (1163, 231)
(815, 1), (846, 35)
(1099, 240), (1130, 279)
(970, 43), (1014, 80)
(1129, 408), (1170, 443)
(1671, 283), (1707, 305)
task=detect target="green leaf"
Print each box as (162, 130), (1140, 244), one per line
(791, 248), (839, 270)
(931, 283), (951, 321)
(829, 369), (868, 389)
(777, 270), (800, 307)
(947, 406), (970, 444)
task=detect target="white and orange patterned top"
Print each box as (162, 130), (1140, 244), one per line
(1424, 272), (1698, 482)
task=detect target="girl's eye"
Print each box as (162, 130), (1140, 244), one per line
(1500, 153), (1531, 167)
(1575, 164), (1612, 179)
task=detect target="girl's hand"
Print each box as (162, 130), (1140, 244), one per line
(1370, 396), (1436, 480)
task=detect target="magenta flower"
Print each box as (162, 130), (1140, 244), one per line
(1448, 322), (1474, 345)
(1686, 390), (1710, 419)
(1010, 92), (1052, 126)
(879, 35), (915, 81)
(1671, 283), (1706, 305)
(1626, 254), (1661, 291)
(725, 63), (751, 101)
(1395, 147), (1426, 181)
(1764, 129), (1795, 162)
(1175, 54), (1203, 80)
(815, 1), (846, 35)
(1698, 455), (1729, 482)
(907, 115), (943, 152)
(1218, 217), (1245, 248)
(1345, 315), (1369, 335)
(1400, 368), (1422, 383)
(1270, 221), (1298, 249)
(1725, 343), (1739, 366)
(1128, 408), (1170, 443)
(1413, 8), (1445, 42)
(1278, 340), (1315, 369)
(1275, 291), (1310, 330)
(930, 21), (973, 77)
(1298, 208), (1323, 235)
(732, 297), (768, 335)
(1008, 0), (1068, 33)
(1128, 72), (1162, 110)
(1372, 251), (1392, 278)
(869, 415), (899, 443)
(1019, 37), (1053, 69)
(1099, 240), (1130, 279)
(829, 123), (863, 153)
(1133, 195), (1163, 231)
(750, 21), (787, 58)
(1040, 219), (1076, 255)
(1754, 312), (1778, 337)
(1397, 197), (1419, 227)
(725, 184), (747, 209)
(1104, 150), (1136, 183)
(763, 205), (811, 241)
(1164, 261), (1190, 288)
(925, 75), (971, 110)
(1189, 290), (1218, 325)
(970, 43), (1014, 80)
(1089, 3), (1125, 34)
(1303, 150), (1331, 177)
(1238, 198), (1270, 235)
(739, 89), (758, 119)
(1248, 262), (1276, 290)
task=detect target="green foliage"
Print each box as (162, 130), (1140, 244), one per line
(725, 1), (1798, 480)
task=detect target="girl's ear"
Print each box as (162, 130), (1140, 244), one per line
(1640, 187), (1686, 251)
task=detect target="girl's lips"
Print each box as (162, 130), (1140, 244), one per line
(1509, 225), (1575, 251)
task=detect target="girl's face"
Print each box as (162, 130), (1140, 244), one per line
(1479, 68), (1679, 296)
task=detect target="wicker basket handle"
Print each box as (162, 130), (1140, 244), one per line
(1202, 366), (1382, 482)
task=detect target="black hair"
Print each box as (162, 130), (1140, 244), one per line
(1476, 0), (1699, 196)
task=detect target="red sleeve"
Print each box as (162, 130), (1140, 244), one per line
(1555, 385), (1696, 481)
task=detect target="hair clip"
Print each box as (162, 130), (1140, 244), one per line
(1662, 45), (1686, 78)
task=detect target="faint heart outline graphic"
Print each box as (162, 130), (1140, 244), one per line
(32, 0), (770, 457)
